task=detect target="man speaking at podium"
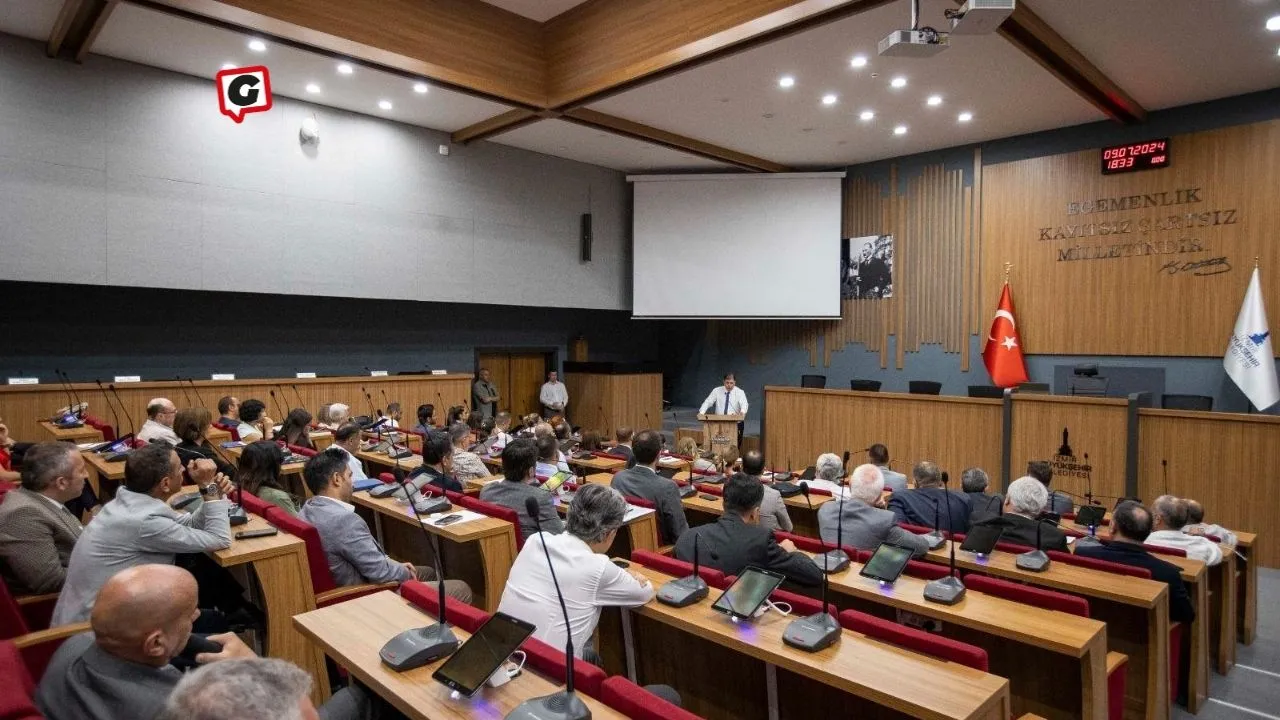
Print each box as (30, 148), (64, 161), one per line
(698, 373), (748, 445)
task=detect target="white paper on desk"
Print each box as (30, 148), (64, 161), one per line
(77, 442), (101, 450)
(421, 509), (486, 527)
(657, 457), (683, 466)
(623, 505), (655, 522)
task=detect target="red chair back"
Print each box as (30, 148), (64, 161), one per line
(962, 574), (1090, 617)
(236, 490), (272, 517)
(1047, 551), (1153, 579)
(213, 422), (240, 441)
(694, 484), (723, 496)
(630, 550), (728, 589)
(838, 609), (988, 671)
(262, 507), (336, 594)
(0, 579), (30, 640)
(600, 676), (704, 720)
(82, 414), (116, 442)
(805, 486), (834, 497)
(898, 522), (937, 535)
(288, 444), (317, 458)
(624, 495), (655, 509)
(456, 496), (524, 548)
(1144, 544), (1187, 558)
(519, 636), (607, 699)
(399, 581), (491, 633)
(904, 560), (950, 581)
(771, 587), (826, 617)
(0, 640), (41, 719)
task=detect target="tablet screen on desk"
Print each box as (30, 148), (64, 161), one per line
(432, 612), (535, 697)
(712, 566), (785, 620)
(959, 524), (1003, 555)
(1075, 505), (1105, 528)
(859, 543), (913, 584)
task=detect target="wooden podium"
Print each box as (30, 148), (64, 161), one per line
(697, 414), (743, 453)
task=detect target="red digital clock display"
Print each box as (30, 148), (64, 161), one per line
(1101, 138), (1171, 174)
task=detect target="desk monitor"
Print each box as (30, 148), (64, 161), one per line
(859, 542), (914, 584)
(959, 524), (1003, 555)
(1075, 505), (1106, 528)
(712, 566), (785, 620)
(432, 612), (535, 698)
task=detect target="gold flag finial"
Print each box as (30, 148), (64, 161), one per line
(1003, 262), (1013, 281)
(1256, 256), (1261, 269)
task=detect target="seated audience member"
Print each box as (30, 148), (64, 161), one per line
(277, 409), (315, 450)
(237, 440), (298, 515)
(1147, 495), (1222, 565)
(138, 398), (181, 445)
(741, 450), (792, 533)
(534, 434), (570, 479)
(323, 403), (351, 431)
(868, 443), (908, 494)
(411, 403), (435, 434)
(962, 467), (1001, 524)
(805, 453), (848, 498)
(466, 410), (485, 434)
(215, 396), (239, 428)
(480, 438), (564, 542)
(475, 417), (495, 449)
(578, 429), (604, 454)
(329, 423), (370, 485)
(611, 427), (635, 465)
(448, 422), (491, 482)
(299, 448), (472, 601)
(485, 412), (514, 452)
(675, 436), (699, 460)
(317, 403), (333, 429)
(676, 474), (822, 587)
(554, 421), (575, 454)
(377, 402), (402, 429)
(516, 413), (540, 437)
(690, 444), (729, 477)
(1184, 499), (1238, 546)
(0, 416), (18, 483)
(1075, 501), (1195, 623)
(887, 461), (970, 534)
(414, 430), (463, 494)
(236, 399), (274, 443)
(611, 430), (688, 545)
(819, 463), (930, 557)
(173, 408), (236, 479)
(159, 656), (376, 720)
(0, 442), (87, 594)
(52, 444), (234, 626)
(445, 405), (466, 428)
(976, 477), (1067, 551)
(499, 483), (650, 660)
(1028, 460), (1072, 516)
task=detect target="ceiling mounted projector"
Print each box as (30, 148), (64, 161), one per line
(946, 0), (1016, 35)
(878, 0), (949, 58)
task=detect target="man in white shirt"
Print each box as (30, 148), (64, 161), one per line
(1183, 499), (1238, 546)
(138, 398), (181, 445)
(698, 373), (749, 445)
(498, 483), (653, 660)
(1146, 495), (1223, 566)
(539, 371), (569, 419)
(805, 453), (849, 498)
(330, 423), (370, 485)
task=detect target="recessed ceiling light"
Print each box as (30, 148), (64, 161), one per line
(378, 100), (393, 111)
(958, 111), (974, 123)
(247, 39), (266, 52)
(305, 83), (320, 94)
(927, 95), (943, 106)
(1267, 15), (1280, 31)
(413, 82), (429, 94)
(890, 76), (907, 89)
(894, 125), (908, 135)
(779, 75), (795, 88)
(850, 55), (868, 68)
(220, 62), (236, 71)
(821, 93), (838, 105)
(859, 110), (875, 121)
(337, 63), (354, 75)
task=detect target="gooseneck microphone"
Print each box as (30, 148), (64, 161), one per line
(506, 496), (590, 720)
(108, 383), (137, 449)
(923, 473), (967, 604)
(95, 379), (123, 445)
(657, 534), (708, 607)
(186, 378), (208, 410)
(784, 482), (842, 652)
(175, 376), (194, 406)
(56, 370), (87, 422)
(268, 390), (288, 424)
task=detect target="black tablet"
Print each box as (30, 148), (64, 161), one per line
(712, 566), (785, 620)
(859, 542), (914, 584)
(1075, 505), (1106, 528)
(959, 524), (1003, 555)
(432, 612), (535, 697)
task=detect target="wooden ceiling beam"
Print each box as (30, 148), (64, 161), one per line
(451, 109), (545, 145)
(72, 0), (120, 63)
(563, 108), (791, 173)
(47, 0), (83, 57)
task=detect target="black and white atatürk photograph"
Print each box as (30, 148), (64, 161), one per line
(841, 234), (894, 299)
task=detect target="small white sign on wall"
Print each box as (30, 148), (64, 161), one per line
(114, 375), (141, 383)
(296, 372), (317, 379)
(6, 377), (38, 385)
(211, 374), (235, 381)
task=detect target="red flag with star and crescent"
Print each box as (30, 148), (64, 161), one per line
(982, 282), (1029, 388)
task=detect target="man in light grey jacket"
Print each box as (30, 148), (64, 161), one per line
(868, 444), (909, 494)
(817, 463), (931, 557)
(741, 450), (793, 533)
(52, 444), (234, 626)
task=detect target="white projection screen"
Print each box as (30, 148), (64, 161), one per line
(629, 173), (844, 319)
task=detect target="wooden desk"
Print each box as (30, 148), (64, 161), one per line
(1236, 531), (1257, 644)
(350, 491), (517, 613)
(39, 421), (104, 444)
(924, 542), (1171, 720)
(293, 591), (625, 719)
(600, 564), (1010, 720)
(363, 429), (420, 452)
(356, 448), (424, 474)
(676, 481), (832, 537)
(555, 495), (660, 557)
(569, 454), (626, 473)
(814, 553), (1108, 720)
(205, 427), (231, 445)
(80, 451), (125, 499)
(211, 514), (329, 705)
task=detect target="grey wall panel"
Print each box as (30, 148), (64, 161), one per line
(0, 157), (107, 284)
(105, 173), (203, 289)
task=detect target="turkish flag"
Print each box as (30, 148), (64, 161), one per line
(981, 283), (1029, 388)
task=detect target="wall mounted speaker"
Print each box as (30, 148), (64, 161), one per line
(580, 213), (592, 262)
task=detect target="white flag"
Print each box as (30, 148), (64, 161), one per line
(1223, 268), (1279, 410)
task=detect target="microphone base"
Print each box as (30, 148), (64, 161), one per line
(782, 611), (841, 653)
(413, 495), (452, 515)
(379, 622), (460, 672)
(229, 505), (249, 526)
(506, 691), (592, 720)
(923, 532), (946, 550)
(1015, 549), (1051, 572)
(678, 484), (696, 498)
(922, 575), (967, 605)
(813, 549), (851, 574)
(657, 575), (708, 608)
(369, 482), (403, 499)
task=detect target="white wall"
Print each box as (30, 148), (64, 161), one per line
(0, 34), (630, 310)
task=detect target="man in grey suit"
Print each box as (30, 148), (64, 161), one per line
(52, 444), (234, 626)
(299, 448), (472, 603)
(480, 438), (564, 543)
(818, 464), (931, 557)
(868, 444), (908, 494)
(0, 442), (87, 595)
(741, 450), (793, 533)
(611, 429), (687, 545)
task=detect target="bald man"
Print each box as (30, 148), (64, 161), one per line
(139, 398), (180, 445)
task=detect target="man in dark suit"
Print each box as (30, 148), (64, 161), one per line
(961, 467), (1002, 525)
(975, 477), (1068, 551)
(610, 427), (635, 468)
(610, 430), (686, 545)
(675, 474), (822, 588)
(1074, 501), (1195, 624)
(0, 442), (87, 594)
(887, 461), (970, 534)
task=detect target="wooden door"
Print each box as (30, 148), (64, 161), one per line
(476, 353), (511, 415)
(508, 354), (546, 418)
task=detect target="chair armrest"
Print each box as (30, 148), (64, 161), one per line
(15, 593), (59, 607)
(656, 545), (676, 556)
(12, 622), (91, 650)
(316, 583), (399, 607)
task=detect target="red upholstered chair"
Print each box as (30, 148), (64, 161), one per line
(288, 445), (317, 458)
(631, 550), (728, 589)
(694, 484), (723, 496)
(805, 486), (833, 497)
(456, 496), (524, 549)
(235, 490), (272, 517)
(994, 540), (1035, 554)
(903, 560), (950, 581)
(213, 421), (241, 441)
(1046, 551), (1153, 579)
(625, 495), (655, 509)
(839, 609), (988, 671)
(518, 636), (608, 699)
(81, 414), (115, 442)
(260, 507), (397, 607)
(600, 676), (705, 720)
(898, 522), (938, 536)
(399, 580), (490, 634)
(770, 587), (826, 617)
(963, 574), (1091, 617)
(0, 578), (56, 640)
(1143, 544), (1187, 558)
(0, 640), (42, 720)
(378, 473), (464, 503)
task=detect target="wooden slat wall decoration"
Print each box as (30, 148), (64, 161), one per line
(981, 119), (1280, 356)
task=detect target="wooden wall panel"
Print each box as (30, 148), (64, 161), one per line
(509, 354), (547, 418)
(764, 387), (1002, 481)
(563, 373), (662, 438)
(1138, 409), (1280, 567)
(1009, 395), (1128, 506)
(0, 375), (472, 443)
(981, 119), (1280, 356)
